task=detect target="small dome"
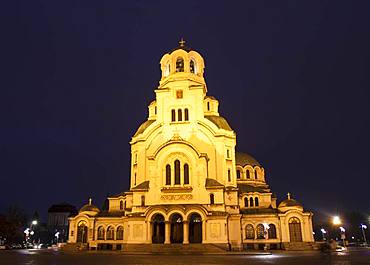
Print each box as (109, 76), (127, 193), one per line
(278, 193), (303, 212)
(235, 152), (261, 167)
(79, 198), (100, 215)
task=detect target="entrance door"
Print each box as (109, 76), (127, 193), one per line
(77, 224), (88, 243)
(152, 214), (165, 244)
(170, 214), (183, 243)
(189, 213), (202, 243)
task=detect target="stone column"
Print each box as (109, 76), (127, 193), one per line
(183, 221), (189, 244)
(165, 221), (171, 244)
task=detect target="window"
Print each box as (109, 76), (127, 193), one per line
(244, 197), (248, 207)
(255, 197), (259, 207)
(134, 173), (137, 186)
(120, 201), (123, 210)
(245, 224), (254, 239)
(268, 224), (277, 239)
(141, 195), (145, 207)
(190, 60), (195, 73)
(207, 102), (210, 111)
(227, 149), (230, 158)
(184, 164), (189, 184)
(246, 170), (250, 179)
(256, 224), (265, 239)
(164, 63), (170, 77)
(184, 108), (189, 121)
(166, 164), (171, 185)
(227, 169), (231, 182)
(289, 217), (302, 242)
(210, 193), (215, 205)
(237, 170), (241, 179)
(249, 197), (254, 207)
(171, 109), (176, 122)
(254, 170), (258, 179)
(106, 226), (114, 240)
(174, 160), (180, 184)
(155, 106), (157, 115)
(176, 57), (184, 72)
(97, 226), (105, 240)
(178, 109), (182, 121)
(176, 90), (183, 99)
(116, 226), (124, 240)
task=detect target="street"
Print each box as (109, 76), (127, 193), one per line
(0, 248), (369, 265)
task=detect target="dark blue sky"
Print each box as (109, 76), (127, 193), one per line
(1, 0), (369, 220)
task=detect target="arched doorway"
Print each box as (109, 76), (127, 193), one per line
(289, 217), (303, 242)
(189, 213), (202, 243)
(170, 213), (183, 243)
(152, 214), (165, 244)
(77, 222), (88, 243)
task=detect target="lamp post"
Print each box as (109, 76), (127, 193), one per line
(263, 223), (270, 251)
(339, 226), (346, 247)
(361, 224), (367, 245)
(320, 228), (327, 241)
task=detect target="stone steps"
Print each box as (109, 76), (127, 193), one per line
(282, 242), (317, 250)
(121, 243), (228, 253)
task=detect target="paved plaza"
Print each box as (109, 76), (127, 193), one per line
(0, 248), (369, 265)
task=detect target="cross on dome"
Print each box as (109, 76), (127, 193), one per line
(287, 192), (291, 200)
(89, 198), (92, 205)
(179, 38), (186, 47)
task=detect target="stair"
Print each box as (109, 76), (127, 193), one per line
(121, 243), (228, 253)
(282, 242), (317, 251)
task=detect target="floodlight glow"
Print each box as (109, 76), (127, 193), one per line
(361, 224), (367, 229)
(321, 228), (327, 234)
(333, 216), (341, 225)
(32, 220), (38, 225)
(339, 226), (345, 233)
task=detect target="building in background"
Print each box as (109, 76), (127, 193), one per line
(48, 203), (77, 243)
(68, 41), (314, 251)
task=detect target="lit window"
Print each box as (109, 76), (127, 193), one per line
(256, 224), (265, 239)
(106, 226), (114, 240)
(246, 224), (254, 239)
(116, 226), (124, 240)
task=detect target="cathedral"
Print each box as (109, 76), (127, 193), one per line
(68, 41), (314, 251)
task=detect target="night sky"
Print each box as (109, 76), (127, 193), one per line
(1, 1), (369, 221)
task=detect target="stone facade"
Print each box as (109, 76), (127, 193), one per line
(68, 41), (314, 250)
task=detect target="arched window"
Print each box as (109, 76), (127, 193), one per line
(171, 109), (176, 122)
(190, 59), (196, 73)
(245, 224), (254, 239)
(120, 201), (123, 210)
(249, 197), (254, 207)
(227, 169), (231, 182)
(174, 160), (180, 184)
(184, 163), (189, 184)
(254, 169), (258, 179)
(141, 195), (145, 206)
(97, 226), (105, 240)
(289, 217), (302, 242)
(178, 109), (182, 121)
(184, 108), (189, 121)
(116, 226), (124, 240)
(210, 193), (215, 205)
(166, 164), (171, 185)
(106, 226), (114, 240)
(244, 197), (248, 207)
(246, 170), (250, 179)
(164, 63), (170, 77)
(268, 224), (277, 239)
(207, 102), (210, 111)
(176, 57), (184, 72)
(255, 197), (259, 207)
(256, 224), (265, 239)
(237, 170), (241, 179)
(134, 173), (137, 186)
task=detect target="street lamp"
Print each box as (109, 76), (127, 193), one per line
(321, 228), (327, 241)
(333, 216), (342, 225)
(262, 223), (270, 251)
(339, 226), (346, 247)
(361, 224), (367, 245)
(32, 220), (38, 225)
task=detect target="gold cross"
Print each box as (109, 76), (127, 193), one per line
(89, 198), (92, 205)
(287, 192), (291, 200)
(179, 38), (186, 47)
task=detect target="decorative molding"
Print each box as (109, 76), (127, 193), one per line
(160, 194), (193, 201)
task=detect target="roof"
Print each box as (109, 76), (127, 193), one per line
(238, 184), (270, 193)
(278, 199), (303, 208)
(131, 181), (150, 191)
(79, 204), (100, 213)
(205, 178), (224, 188)
(96, 211), (125, 218)
(48, 203), (77, 214)
(133, 120), (155, 137)
(205, 115), (233, 131)
(168, 45), (193, 54)
(240, 207), (279, 215)
(235, 152), (261, 167)
(204, 95), (217, 100)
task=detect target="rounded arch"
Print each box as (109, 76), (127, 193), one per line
(245, 224), (254, 239)
(175, 57), (184, 72)
(106, 226), (114, 240)
(116, 226), (124, 240)
(152, 140), (201, 159)
(289, 217), (303, 242)
(268, 223), (277, 239)
(256, 224), (265, 239)
(145, 207), (168, 222)
(97, 226), (105, 240)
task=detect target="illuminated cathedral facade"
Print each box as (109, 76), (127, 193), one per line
(68, 41), (314, 251)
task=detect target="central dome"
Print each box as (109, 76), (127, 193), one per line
(235, 152), (261, 167)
